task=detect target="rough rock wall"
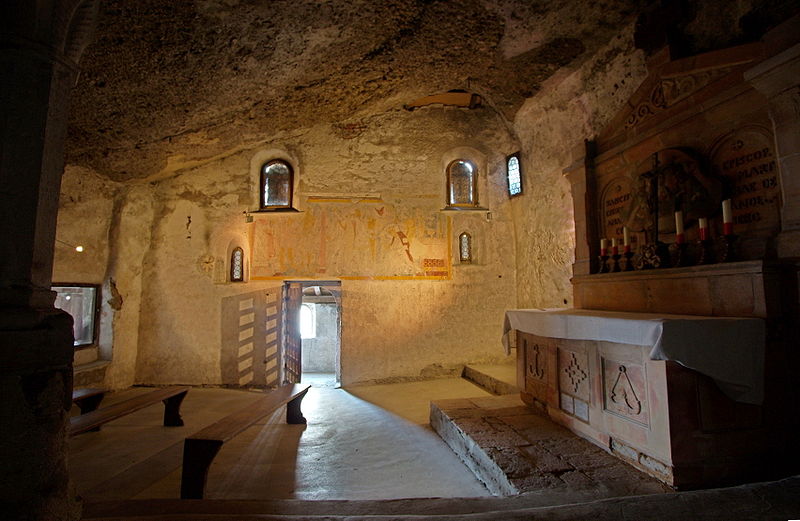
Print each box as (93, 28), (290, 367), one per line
(511, 25), (648, 308)
(69, 105), (520, 386)
(53, 167), (158, 389)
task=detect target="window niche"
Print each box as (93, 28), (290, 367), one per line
(507, 152), (522, 197)
(230, 247), (245, 282)
(260, 159), (294, 210)
(459, 232), (473, 263)
(446, 159), (478, 208)
(52, 284), (100, 347)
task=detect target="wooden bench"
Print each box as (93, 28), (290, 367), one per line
(70, 386), (190, 437)
(180, 383), (310, 499)
(72, 387), (107, 414)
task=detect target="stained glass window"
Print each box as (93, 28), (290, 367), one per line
(507, 153), (522, 196)
(260, 159), (293, 209)
(447, 159), (477, 207)
(231, 247), (244, 282)
(459, 232), (472, 263)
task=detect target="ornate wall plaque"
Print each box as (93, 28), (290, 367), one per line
(711, 127), (781, 237)
(602, 358), (649, 426)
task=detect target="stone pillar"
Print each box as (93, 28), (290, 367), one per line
(564, 141), (597, 277)
(745, 44), (800, 258)
(0, 2), (97, 520)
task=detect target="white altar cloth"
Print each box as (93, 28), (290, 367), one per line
(502, 308), (765, 404)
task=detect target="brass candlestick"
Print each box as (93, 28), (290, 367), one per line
(623, 250), (635, 271)
(611, 252), (622, 272)
(697, 238), (715, 264)
(672, 241), (688, 267)
(598, 254), (610, 273)
(720, 234), (738, 262)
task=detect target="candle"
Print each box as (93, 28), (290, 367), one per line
(698, 217), (708, 241)
(722, 199), (733, 235)
(674, 211), (685, 244)
(600, 238), (608, 256)
(611, 238), (618, 255)
(623, 227), (630, 246)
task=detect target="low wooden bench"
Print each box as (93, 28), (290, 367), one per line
(72, 387), (107, 414)
(70, 386), (190, 437)
(180, 383), (310, 499)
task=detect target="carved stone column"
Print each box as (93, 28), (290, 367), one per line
(745, 44), (800, 258)
(0, 1), (97, 520)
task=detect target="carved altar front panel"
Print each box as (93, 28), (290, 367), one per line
(558, 344), (591, 422)
(519, 333), (557, 408)
(602, 358), (650, 427)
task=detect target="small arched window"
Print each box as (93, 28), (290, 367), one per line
(260, 159), (293, 210)
(459, 232), (472, 263)
(230, 247), (244, 282)
(507, 153), (522, 197)
(447, 159), (478, 207)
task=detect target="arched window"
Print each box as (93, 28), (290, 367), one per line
(459, 232), (472, 263)
(300, 304), (316, 339)
(447, 159), (478, 207)
(230, 247), (244, 282)
(507, 153), (522, 196)
(260, 159), (293, 210)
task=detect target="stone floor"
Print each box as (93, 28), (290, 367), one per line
(431, 393), (672, 497)
(69, 377), (493, 502)
(70, 372), (800, 520)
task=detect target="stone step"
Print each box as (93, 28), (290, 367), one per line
(81, 476), (800, 520)
(461, 364), (518, 395)
(430, 394), (672, 498)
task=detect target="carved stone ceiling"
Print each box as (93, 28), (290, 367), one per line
(67, 0), (647, 181)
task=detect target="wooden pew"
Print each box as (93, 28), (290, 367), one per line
(72, 387), (107, 414)
(70, 386), (190, 437)
(180, 383), (310, 499)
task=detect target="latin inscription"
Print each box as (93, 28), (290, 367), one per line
(600, 177), (633, 240)
(712, 129), (780, 235)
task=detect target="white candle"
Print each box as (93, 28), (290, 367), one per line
(600, 238), (608, 249)
(722, 199), (733, 223)
(674, 211), (684, 235)
(623, 227), (630, 246)
(610, 238), (617, 247)
(698, 217), (708, 229)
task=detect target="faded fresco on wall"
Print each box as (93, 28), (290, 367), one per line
(251, 198), (451, 279)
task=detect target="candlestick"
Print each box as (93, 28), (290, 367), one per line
(674, 211), (684, 234)
(623, 250), (634, 270)
(698, 217), (708, 241)
(722, 199), (733, 235)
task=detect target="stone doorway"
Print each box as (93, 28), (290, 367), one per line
(282, 281), (342, 387)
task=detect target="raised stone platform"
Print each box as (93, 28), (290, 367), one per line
(430, 394), (672, 497)
(462, 364), (518, 396)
